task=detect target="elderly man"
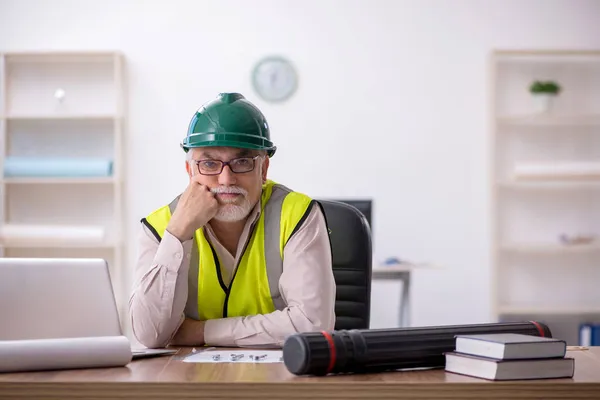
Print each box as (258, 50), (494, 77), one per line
(129, 93), (336, 348)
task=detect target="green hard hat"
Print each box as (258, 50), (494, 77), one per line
(181, 93), (276, 157)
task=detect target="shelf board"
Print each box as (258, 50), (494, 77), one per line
(498, 180), (600, 189)
(0, 241), (118, 249)
(498, 306), (600, 315)
(4, 51), (120, 63)
(2, 114), (119, 121)
(501, 242), (600, 254)
(1, 177), (115, 184)
(494, 50), (600, 64)
(497, 114), (600, 127)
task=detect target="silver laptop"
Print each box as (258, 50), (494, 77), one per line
(0, 257), (176, 359)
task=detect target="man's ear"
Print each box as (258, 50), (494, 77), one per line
(185, 161), (193, 178)
(261, 156), (269, 183)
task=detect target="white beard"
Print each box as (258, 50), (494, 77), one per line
(213, 199), (254, 222)
(211, 186), (254, 222)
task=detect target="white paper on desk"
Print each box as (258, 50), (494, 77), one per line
(0, 336), (132, 373)
(183, 349), (283, 363)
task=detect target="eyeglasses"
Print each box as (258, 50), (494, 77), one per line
(194, 155), (263, 176)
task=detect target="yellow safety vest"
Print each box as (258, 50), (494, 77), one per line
(141, 180), (315, 321)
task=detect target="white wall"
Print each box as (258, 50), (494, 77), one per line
(1, 0), (599, 331)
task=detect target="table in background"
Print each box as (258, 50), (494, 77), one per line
(1, 347), (599, 399)
(372, 263), (439, 327)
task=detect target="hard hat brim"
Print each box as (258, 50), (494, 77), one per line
(181, 132), (276, 157)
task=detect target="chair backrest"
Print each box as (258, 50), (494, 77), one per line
(317, 200), (372, 330)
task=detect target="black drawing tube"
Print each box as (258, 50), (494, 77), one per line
(282, 321), (551, 376)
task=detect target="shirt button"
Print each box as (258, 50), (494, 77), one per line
(186, 253), (191, 260)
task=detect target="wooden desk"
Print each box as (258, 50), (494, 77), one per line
(1, 347), (599, 399)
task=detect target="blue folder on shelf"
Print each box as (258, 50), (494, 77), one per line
(4, 157), (113, 178)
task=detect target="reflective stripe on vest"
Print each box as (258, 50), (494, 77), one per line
(142, 180), (313, 321)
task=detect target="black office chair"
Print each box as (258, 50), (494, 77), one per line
(317, 200), (372, 330)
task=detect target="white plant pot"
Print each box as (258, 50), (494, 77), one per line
(532, 93), (555, 114)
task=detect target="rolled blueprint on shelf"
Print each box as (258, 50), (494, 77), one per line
(0, 336), (132, 373)
(3, 157), (113, 178)
(513, 161), (600, 180)
(0, 224), (105, 246)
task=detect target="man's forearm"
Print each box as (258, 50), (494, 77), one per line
(203, 304), (335, 348)
(129, 228), (193, 348)
(169, 318), (206, 346)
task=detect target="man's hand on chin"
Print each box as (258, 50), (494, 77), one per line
(170, 318), (206, 346)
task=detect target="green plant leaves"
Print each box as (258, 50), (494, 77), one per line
(529, 80), (561, 94)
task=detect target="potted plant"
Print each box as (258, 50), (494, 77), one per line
(529, 80), (561, 113)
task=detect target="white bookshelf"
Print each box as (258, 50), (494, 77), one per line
(497, 114), (600, 127)
(498, 180), (600, 190)
(3, 177), (116, 184)
(490, 50), (600, 345)
(497, 306), (600, 315)
(0, 51), (126, 311)
(500, 242), (600, 255)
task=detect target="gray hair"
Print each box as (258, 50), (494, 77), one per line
(185, 149), (194, 162)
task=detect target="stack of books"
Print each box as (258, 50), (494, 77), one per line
(444, 333), (574, 381)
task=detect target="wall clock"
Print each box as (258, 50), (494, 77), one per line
(251, 56), (298, 102)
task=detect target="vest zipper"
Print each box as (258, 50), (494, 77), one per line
(208, 243), (228, 292)
(222, 224), (257, 318)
